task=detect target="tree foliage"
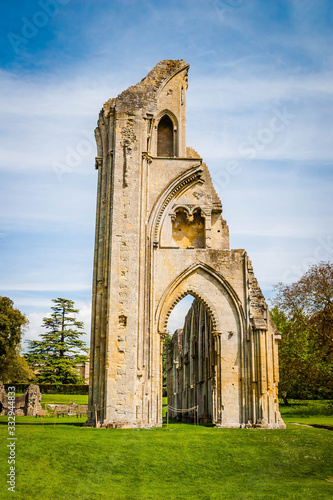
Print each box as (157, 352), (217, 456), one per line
(0, 296), (34, 383)
(271, 262), (333, 401)
(162, 334), (172, 396)
(25, 298), (88, 384)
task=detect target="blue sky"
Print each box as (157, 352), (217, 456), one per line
(0, 0), (332, 345)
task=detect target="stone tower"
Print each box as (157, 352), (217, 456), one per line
(88, 60), (285, 429)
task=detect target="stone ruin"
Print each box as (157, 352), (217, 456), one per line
(166, 300), (213, 423)
(46, 402), (87, 416)
(166, 299), (284, 428)
(87, 60), (286, 429)
(0, 383), (42, 416)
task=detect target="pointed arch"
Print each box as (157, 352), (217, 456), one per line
(148, 164), (203, 244)
(157, 115), (174, 157)
(155, 108), (179, 128)
(156, 262), (245, 334)
(161, 286), (219, 332)
(156, 109), (179, 157)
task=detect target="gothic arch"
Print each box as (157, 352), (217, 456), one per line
(156, 110), (178, 157)
(156, 262), (245, 335)
(161, 286), (219, 333)
(148, 164), (203, 243)
(155, 108), (178, 128)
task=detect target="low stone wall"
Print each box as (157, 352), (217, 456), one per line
(0, 383), (42, 416)
(46, 403), (87, 416)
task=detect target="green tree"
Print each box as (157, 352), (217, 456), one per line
(271, 261), (333, 402)
(25, 298), (88, 384)
(162, 333), (172, 397)
(270, 307), (315, 403)
(0, 296), (34, 383)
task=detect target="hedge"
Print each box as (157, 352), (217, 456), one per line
(4, 384), (89, 395)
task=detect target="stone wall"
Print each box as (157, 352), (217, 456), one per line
(46, 403), (87, 415)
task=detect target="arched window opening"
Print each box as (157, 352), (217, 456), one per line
(172, 208), (205, 248)
(157, 115), (174, 157)
(163, 294), (213, 424)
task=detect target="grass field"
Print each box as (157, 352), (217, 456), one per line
(40, 393), (89, 406)
(280, 400), (333, 429)
(0, 397), (332, 500)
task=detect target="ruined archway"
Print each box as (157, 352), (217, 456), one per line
(164, 294), (215, 423)
(155, 263), (245, 426)
(88, 60), (286, 430)
(156, 262), (244, 335)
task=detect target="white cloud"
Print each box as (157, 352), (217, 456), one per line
(189, 73), (333, 111)
(76, 302), (92, 347)
(0, 69), (120, 174)
(24, 301), (92, 349)
(1, 283), (91, 292)
(23, 312), (44, 344)
(187, 74), (333, 162)
(10, 298), (53, 308)
(167, 295), (194, 335)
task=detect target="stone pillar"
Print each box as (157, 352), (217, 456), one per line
(159, 332), (168, 426)
(212, 330), (222, 426)
(203, 209), (212, 248)
(25, 385), (42, 416)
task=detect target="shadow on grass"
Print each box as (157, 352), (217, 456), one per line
(279, 400), (333, 417)
(162, 417), (214, 427)
(307, 424), (333, 431)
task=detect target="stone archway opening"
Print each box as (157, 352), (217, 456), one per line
(163, 293), (214, 424)
(157, 114), (174, 157)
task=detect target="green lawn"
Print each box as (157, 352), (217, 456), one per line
(40, 393), (88, 406)
(14, 393), (89, 406)
(0, 399), (332, 500)
(280, 400), (333, 427)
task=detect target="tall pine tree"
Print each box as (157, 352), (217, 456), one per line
(26, 298), (88, 384)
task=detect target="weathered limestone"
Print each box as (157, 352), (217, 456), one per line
(0, 383), (42, 416)
(88, 60), (286, 429)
